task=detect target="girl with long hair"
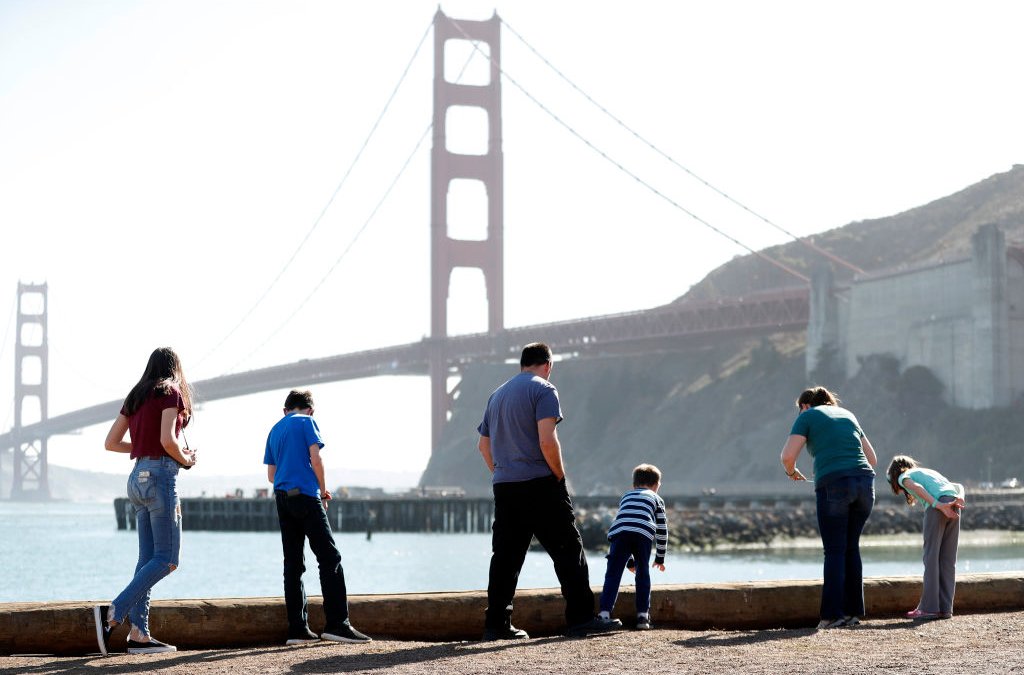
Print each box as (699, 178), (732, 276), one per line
(886, 455), (965, 620)
(93, 347), (196, 655)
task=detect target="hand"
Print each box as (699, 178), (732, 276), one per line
(653, 562), (666, 572)
(787, 468), (808, 481)
(321, 490), (332, 510)
(953, 497), (966, 508)
(936, 502), (959, 519)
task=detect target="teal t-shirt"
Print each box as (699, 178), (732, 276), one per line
(790, 405), (874, 486)
(898, 467), (963, 508)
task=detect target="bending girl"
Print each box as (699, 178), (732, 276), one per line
(886, 455), (965, 620)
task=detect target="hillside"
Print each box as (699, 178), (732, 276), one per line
(421, 166), (1024, 495)
(680, 164), (1024, 301)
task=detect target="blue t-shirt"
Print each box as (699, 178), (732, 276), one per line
(263, 413), (325, 498)
(790, 405), (874, 487)
(477, 372), (563, 484)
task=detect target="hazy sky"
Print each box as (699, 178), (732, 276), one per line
(1, 1), (1022, 486)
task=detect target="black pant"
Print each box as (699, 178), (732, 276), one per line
(275, 491), (349, 631)
(486, 475), (594, 628)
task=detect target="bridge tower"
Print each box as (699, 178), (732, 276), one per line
(10, 282), (51, 500)
(429, 10), (504, 451)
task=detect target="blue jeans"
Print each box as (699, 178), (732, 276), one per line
(815, 474), (874, 620)
(275, 490), (350, 631)
(599, 531), (653, 615)
(110, 456), (182, 637)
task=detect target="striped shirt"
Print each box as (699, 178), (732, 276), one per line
(607, 488), (668, 563)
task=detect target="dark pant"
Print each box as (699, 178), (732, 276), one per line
(599, 531), (653, 615)
(486, 476), (594, 628)
(815, 475), (874, 620)
(275, 491), (349, 631)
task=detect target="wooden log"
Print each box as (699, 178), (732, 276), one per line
(1, 573), (1021, 655)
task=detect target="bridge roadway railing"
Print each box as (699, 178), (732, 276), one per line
(0, 287), (809, 448)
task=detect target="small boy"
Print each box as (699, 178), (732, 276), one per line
(598, 463), (668, 630)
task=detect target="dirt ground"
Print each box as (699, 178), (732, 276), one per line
(2, 610), (1022, 674)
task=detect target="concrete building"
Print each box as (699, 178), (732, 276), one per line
(808, 224), (1024, 408)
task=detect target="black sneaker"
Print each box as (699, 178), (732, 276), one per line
(126, 638), (177, 654)
(93, 605), (114, 656)
(636, 616), (652, 630)
(566, 615), (623, 637)
(482, 623), (529, 641)
(286, 626), (320, 645)
(322, 623), (372, 643)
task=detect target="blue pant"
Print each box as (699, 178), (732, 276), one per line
(815, 474), (874, 621)
(110, 456), (182, 637)
(599, 531), (653, 615)
(275, 490), (350, 631)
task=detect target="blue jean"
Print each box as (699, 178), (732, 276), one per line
(815, 474), (874, 620)
(110, 456), (182, 637)
(275, 490), (350, 631)
(599, 531), (653, 615)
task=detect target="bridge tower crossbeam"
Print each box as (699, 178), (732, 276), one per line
(429, 10), (504, 451)
(10, 282), (51, 500)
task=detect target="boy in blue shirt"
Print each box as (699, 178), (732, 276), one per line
(264, 389), (371, 646)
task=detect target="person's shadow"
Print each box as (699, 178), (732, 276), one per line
(290, 635), (582, 673)
(0, 645), (297, 675)
(676, 619), (919, 648)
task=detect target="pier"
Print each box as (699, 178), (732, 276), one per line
(113, 489), (1024, 538)
(112, 493), (810, 533)
(114, 495), (495, 533)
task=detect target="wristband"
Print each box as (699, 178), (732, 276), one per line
(786, 470), (796, 477)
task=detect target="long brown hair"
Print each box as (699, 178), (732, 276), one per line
(123, 347), (193, 425)
(886, 455), (919, 506)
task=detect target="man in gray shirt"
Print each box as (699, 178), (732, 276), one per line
(477, 342), (620, 639)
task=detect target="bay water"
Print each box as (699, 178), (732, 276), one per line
(2, 501), (1021, 603)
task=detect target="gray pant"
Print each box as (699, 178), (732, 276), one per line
(919, 495), (959, 614)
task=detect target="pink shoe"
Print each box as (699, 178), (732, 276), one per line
(906, 609), (940, 620)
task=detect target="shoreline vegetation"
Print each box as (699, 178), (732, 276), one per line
(575, 504), (1024, 552)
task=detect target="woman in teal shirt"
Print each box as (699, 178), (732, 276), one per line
(780, 386), (878, 629)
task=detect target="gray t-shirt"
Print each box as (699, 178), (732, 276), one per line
(477, 372), (564, 484)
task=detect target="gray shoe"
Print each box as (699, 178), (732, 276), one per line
(566, 615), (623, 637)
(322, 623), (372, 643)
(816, 618), (846, 630)
(286, 626), (320, 645)
(482, 623), (529, 641)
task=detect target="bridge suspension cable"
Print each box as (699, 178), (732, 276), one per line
(445, 17), (809, 284)
(225, 44), (487, 373)
(226, 120), (433, 373)
(501, 19), (865, 277)
(194, 18), (434, 374)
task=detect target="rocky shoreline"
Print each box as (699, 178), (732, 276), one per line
(575, 502), (1024, 551)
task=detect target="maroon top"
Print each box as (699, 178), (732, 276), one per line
(120, 385), (186, 460)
